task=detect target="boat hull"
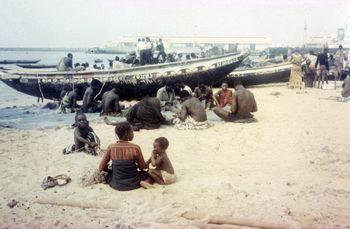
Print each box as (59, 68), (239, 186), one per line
(16, 64), (56, 69)
(224, 63), (291, 86)
(1, 52), (247, 100)
(0, 60), (40, 64)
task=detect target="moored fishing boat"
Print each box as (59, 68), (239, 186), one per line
(225, 62), (292, 86)
(0, 52), (248, 101)
(16, 64), (57, 69)
(0, 59), (41, 65)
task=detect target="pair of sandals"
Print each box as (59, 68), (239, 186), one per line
(41, 174), (71, 190)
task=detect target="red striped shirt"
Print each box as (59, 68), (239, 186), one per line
(99, 140), (147, 171)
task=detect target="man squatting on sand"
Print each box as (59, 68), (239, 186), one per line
(213, 80), (257, 122)
(82, 80), (101, 113)
(156, 82), (180, 112)
(193, 84), (214, 109)
(104, 96), (169, 131)
(172, 90), (210, 130)
(100, 88), (123, 116)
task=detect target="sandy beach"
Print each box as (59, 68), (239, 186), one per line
(0, 85), (349, 228)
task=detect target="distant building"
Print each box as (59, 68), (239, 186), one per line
(103, 35), (272, 54)
(305, 31), (350, 49)
(305, 17), (350, 49)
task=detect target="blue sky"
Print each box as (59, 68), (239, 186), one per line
(0, 0), (349, 47)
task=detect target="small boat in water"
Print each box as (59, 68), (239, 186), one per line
(94, 59), (103, 63)
(0, 59), (40, 65)
(16, 64), (57, 69)
(0, 52), (248, 101)
(225, 62), (291, 86)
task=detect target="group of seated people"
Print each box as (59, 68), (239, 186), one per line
(64, 111), (174, 190)
(155, 81), (257, 125)
(59, 79), (104, 113)
(61, 79), (257, 191)
(59, 79), (258, 130)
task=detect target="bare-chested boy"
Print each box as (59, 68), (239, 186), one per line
(63, 111), (100, 155)
(141, 137), (175, 188)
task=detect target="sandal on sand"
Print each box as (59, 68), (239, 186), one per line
(41, 174), (71, 190)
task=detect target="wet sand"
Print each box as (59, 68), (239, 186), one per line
(0, 85), (349, 228)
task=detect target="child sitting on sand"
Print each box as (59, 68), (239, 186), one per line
(63, 111), (100, 155)
(141, 137), (175, 188)
(99, 121), (149, 191)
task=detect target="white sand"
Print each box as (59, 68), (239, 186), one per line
(0, 85), (350, 228)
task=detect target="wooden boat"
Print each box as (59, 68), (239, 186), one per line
(94, 59), (103, 63)
(0, 59), (40, 65)
(224, 62), (291, 86)
(0, 52), (247, 101)
(16, 64), (57, 69)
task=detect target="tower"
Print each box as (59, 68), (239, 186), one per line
(303, 20), (307, 47)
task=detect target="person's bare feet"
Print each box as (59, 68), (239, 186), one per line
(140, 181), (155, 189)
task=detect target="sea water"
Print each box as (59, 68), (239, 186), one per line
(0, 51), (118, 129)
(0, 80), (103, 129)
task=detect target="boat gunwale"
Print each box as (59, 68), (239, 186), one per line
(0, 52), (248, 80)
(229, 63), (292, 77)
(1, 52), (247, 76)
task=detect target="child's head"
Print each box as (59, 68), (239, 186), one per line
(75, 111), (88, 128)
(221, 82), (228, 90)
(153, 137), (169, 153)
(115, 121), (134, 141)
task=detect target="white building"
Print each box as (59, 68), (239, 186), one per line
(104, 35), (272, 53)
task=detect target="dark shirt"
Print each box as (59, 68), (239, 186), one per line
(315, 53), (329, 70)
(157, 42), (165, 52)
(62, 57), (73, 68)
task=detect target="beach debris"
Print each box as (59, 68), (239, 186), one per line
(270, 91), (282, 97)
(81, 169), (107, 187)
(181, 210), (301, 229)
(41, 174), (71, 190)
(34, 198), (119, 210)
(233, 117), (257, 123)
(7, 199), (18, 208)
(296, 91), (308, 94)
